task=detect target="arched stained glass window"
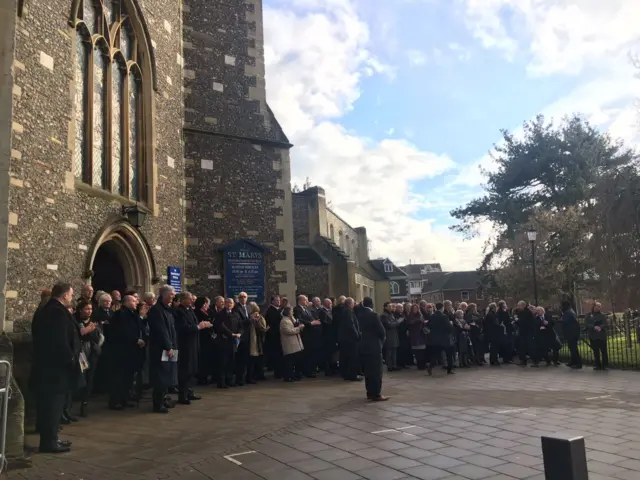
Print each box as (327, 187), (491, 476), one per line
(73, 0), (148, 202)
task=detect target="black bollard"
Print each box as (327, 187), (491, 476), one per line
(541, 435), (589, 480)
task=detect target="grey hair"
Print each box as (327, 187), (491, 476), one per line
(98, 293), (112, 307)
(345, 297), (355, 307)
(142, 292), (155, 302)
(158, 285), (175, 298)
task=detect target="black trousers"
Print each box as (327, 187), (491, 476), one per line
(267, 342), (284, 379)
(429, 346), (453, 371)
(488, 338), (500, 364)
(234, 341), (249, 384)
(37, 390), (65, 449)
(361, 353), (383, 398)
(413, 349), (427, 370)
(283, 352), (301, 380)
(519, 337), (539, 364)
(152, 386), (168, 410)
(592, 338), (608, 369)
(109, 366), (133, 407)
(303, 347), (321, 376)
(339, 343), (360, 380)
(216, 342), (235, 386)
(385, 347), (397, 370)
(567, 338), (582, 367)
(178, 369), (193, 399)
(247, 355), (265, 381)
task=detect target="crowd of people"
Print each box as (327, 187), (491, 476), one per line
(29, 281), (610, 454)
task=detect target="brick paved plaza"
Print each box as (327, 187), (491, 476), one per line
(10, 366), (640, 479)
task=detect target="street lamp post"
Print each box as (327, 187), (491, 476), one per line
(527, 229), (539, 306)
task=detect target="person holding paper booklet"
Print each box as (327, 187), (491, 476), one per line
(213, 298), (242, 388)
(148, 285), (179, 413)
(175, 292), (212, 404)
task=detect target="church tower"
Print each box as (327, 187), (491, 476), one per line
(182, 0), (296, 301)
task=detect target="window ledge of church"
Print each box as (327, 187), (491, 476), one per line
(75, 181), (151, 213)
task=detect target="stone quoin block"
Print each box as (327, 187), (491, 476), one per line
(39, 51), (54, 70)
(8, 213), (18, 226)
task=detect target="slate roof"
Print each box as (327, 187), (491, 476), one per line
(370, 258), (408, 278)
(294, 245), (329, 265)
(319, 236), (348, 260)
(421, 271), (484, 293)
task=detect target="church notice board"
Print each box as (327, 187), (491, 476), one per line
(168, 266), (182, 293)
(219, 239), (266, 304)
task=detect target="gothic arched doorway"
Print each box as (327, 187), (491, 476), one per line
(86, 217), (157, 294)
(92, 241), (127, 295)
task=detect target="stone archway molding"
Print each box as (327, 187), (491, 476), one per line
(85, 214), (158, 292)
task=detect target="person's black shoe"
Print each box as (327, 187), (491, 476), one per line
(40, 444), (70, 454)
(178, 398), (191, 405)
(554, 361), (561, 366)
(124, 402), (136, 408)
(593, 367), (602, 371)
(217, 384), (228, 389)
(236, 382), (245, 387)
(187, 394), (201, 400)
(57, 439), (72, 447)
(571, 365), (583, 369)
(60, 416), (71, 425)
(531, 363), (539, 368)
(246, 379), (257, 385)
(80, 402), (88, 417)
(305, 374), (317, 379)
(284, 378), (294, 382)
(65, 412), (78, 422)
(447, 370), (455, 375)
(108, 404), (124, 411)
(153, 407), (169, 414)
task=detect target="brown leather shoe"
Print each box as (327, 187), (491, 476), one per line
(371, 395), (390, 402)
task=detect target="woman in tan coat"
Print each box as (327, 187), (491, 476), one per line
(280, 306), (304, 382)
(247, 302), (268, 383)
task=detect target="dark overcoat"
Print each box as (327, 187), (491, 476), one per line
(147, 302), (178, 388)
(175, 306), (200, 378)
(32, 299), (82, 394)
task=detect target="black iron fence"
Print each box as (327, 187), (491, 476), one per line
(554, 314), (640, 370)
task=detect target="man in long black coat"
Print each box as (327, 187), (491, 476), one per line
(147, 285), (178, 413)
(264, 295), (283, 378)
(32, 282), (80, 453)
(213, 298), (242, 388)
(319, 298), (337, 376)
(561, 300), (582, 369)
(358, 297), (388, 401)
(175, 292), (211, 404)
(338, 298), (362, 381)
(232, 292), (252, 386)
(108, 294), (144, 410)
(426, 302), (455, 375)
(515, 301), (539, 366)
(294, 295), (322, 378)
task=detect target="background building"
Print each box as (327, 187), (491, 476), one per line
(292, 186), (389, 311)
(421, 271), (488, 308)
(370, 258), (408, 303)
(399, 263), (443, 302)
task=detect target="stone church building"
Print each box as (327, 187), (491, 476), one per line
(0, 0), (296, 337)
(293, 186), (389, 312)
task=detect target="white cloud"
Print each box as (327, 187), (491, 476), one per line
(461, 0), (640, 77)
(264, 0), (486, 270)
(406, 49), (428, 66)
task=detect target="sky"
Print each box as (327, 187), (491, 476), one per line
(262, 0), (640, 271)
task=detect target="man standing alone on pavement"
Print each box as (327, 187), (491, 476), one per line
(358, 297), (389, 402)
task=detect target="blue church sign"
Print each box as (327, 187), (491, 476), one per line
(220, 240), (266, 304)
(167, 266), (182, 293)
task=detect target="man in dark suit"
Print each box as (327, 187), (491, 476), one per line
(232, 292), (252, 385)
(108, 294), (144, 410)
(294, 295), (322, 378)
(427, 302), (455, 375)
(358, 297), (388, 401)
(264, 295), (283, 378)
(561, 300), (582, 369)
(318, 298), (337, 376)
(147, 285), (179, 413)
(214, 298), (242, 387)
(32, 282), (79, 453)
(338, 298), (362, 381)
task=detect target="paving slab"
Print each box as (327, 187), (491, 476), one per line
(9, 365), (640, 479)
